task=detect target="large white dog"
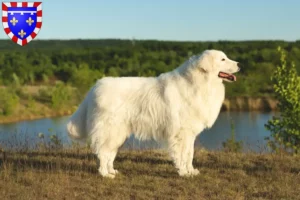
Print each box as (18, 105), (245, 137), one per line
(67, 49), (240, 178)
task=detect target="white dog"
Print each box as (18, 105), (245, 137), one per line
(67, 49), (240, 178)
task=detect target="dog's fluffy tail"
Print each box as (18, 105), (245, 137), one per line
(67, 91), (90, 139)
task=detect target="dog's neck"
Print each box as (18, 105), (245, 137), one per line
(179, 65), (223, 86)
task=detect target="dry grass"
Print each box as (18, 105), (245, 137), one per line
(0, 85), (76, 124)
(1, 147), (300, 200)
(0, 101), (73, 124)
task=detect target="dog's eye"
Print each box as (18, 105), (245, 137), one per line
(221, 58), (225, 61)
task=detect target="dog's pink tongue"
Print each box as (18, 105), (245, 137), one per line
(218, 72), (236, 81)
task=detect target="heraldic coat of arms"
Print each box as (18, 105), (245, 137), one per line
(2, 2), (42, 46)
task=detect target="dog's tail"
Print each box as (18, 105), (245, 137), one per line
(67, 90), (91, 140)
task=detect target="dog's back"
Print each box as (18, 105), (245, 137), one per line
(67, 76), (161, 140)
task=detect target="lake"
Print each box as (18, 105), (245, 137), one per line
(0, 111), (276, 152)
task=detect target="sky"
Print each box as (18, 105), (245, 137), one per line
(1, 0), (300, 41)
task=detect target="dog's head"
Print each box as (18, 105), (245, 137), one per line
(197, 50), (240, 82)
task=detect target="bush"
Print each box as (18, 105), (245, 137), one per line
(42, 74), (49, 84)
(37, 87), (52, 103)
(37, 83), (74, 109)
(69, 64), (103, 94)
(222, 119), (243, 153)
(27, 95), (36, 111)
(51, 82), (73, 109)
(0, 88), (19, 116)
(11, 73), (21, 88)
(265, 47), (300, 154)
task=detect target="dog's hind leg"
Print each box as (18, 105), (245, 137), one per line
(95, 126), (128, 178)
(97, 143), (125, 178)
(97, 149), (115, 178)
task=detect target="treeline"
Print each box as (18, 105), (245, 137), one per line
(1, 39), (300, 97)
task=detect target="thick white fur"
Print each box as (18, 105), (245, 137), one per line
(67, 49), (240, 178)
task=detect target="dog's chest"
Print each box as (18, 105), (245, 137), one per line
(186, 83), (225, 130)
(206, 85), (225, 126)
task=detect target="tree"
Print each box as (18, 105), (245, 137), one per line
(265, 47), (300, 154)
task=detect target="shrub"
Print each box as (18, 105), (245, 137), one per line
(222, 119), (243, 153)
(11, 73), (21, 88)
(27, 95), (36, 111)
(37, 83), (76, 108)
(38, 87), (52, 103)
(42, 74), (49, 84)
(0, 88), (19, 116)
(69, 64), (103, 94)
(29, 72), (35, 85)
(265, 47), (300, 154)
(51, 82), (73, 109)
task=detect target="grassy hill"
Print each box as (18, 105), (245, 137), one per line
(1, 147), (300, 200)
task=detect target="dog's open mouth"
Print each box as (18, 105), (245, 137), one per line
(218, 72), (236, 82)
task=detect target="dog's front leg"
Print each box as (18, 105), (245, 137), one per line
(186, 135), (199, 176)
(168, 132), (199, 177)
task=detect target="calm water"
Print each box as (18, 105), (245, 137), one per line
(0, 112), (276, 152)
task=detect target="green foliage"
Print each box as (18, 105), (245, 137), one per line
(29, 72), (35, 85)
(69, 63), (103, 93)
(222, 119), (243, 153)
(42, 74), (49, 84)
(27, 95), (36, 111)
(0, 88), (19, 116)
(11, 73), (21, 88)
(51, 82), (73, 109)
(37, 83), (74, 108)
(37, 87), (52, 103)
(265, 47), (300, 154)
(0, 39), (300, 97)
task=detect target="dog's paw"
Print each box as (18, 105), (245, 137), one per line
(99, 168), (116, 179)
(109, 169), (119, 175)
(178, 169), (190, 177)
(189, 168), (200, 176)
(179, 168), (200, 177)
(103, 173), (116, 179)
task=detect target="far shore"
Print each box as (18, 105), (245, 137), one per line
(0, 97), (278, 125)
(0, 110), (73, 124)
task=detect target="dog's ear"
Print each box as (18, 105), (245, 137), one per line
(197, 52), (213, 73)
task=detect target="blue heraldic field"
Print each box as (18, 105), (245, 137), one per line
(7, 7), (37, 40)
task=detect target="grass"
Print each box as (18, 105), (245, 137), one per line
(1, 146), (300, 200)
